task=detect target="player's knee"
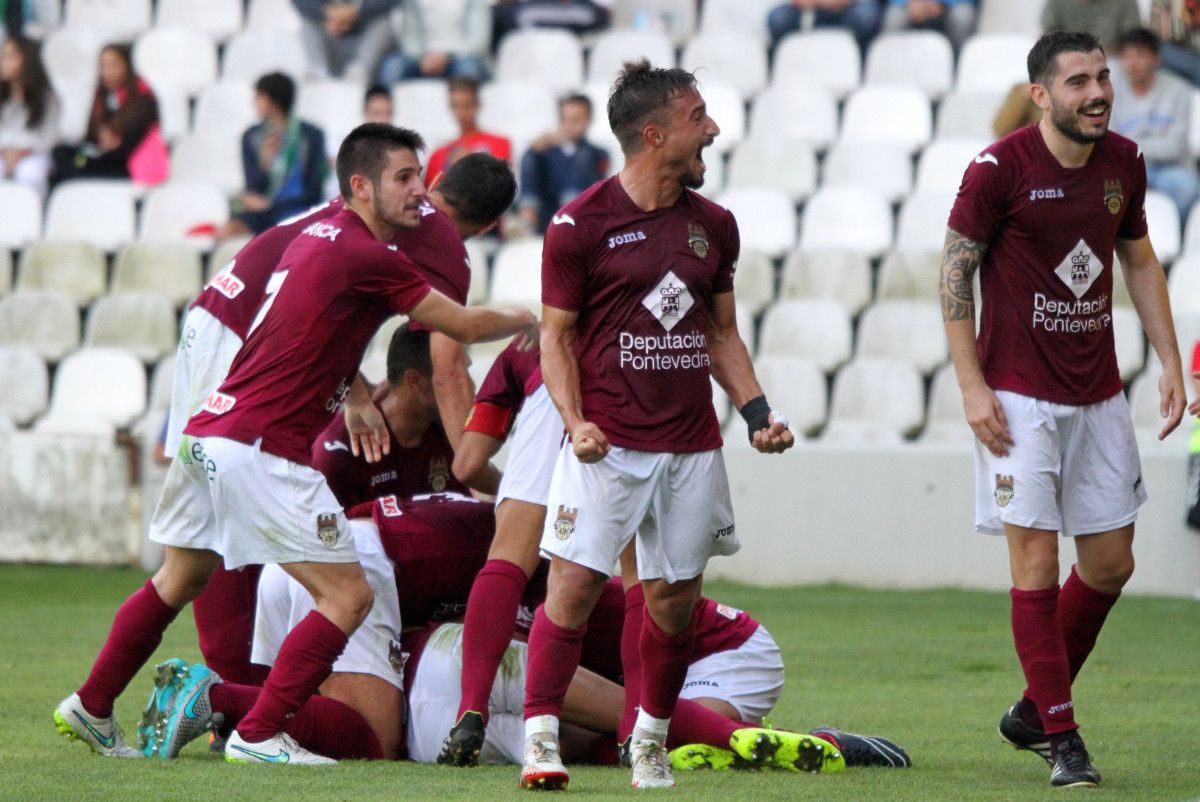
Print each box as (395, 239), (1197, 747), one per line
(1086, 553), (1135, 593)
(344, 582), (375, 628)
(647, 593), (696, 634)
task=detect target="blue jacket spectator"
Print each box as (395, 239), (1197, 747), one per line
(767, 0), (883, 53)
(882, 0), (976, 51)
(519, 93), (608, 234)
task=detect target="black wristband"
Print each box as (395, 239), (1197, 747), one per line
(738, 395), (771, 442)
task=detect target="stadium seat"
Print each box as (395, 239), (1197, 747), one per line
(1182, 201), (1200, 256)
(732, 248), (776, 315)
(496, 30), (584, 94)
(823, 357), (925, 443)
(463, 239), (491, 305)
(864, 31), (954, 99)
(150, 81), (190, 143)
(193, 82), (258, 147)
(297, 80), (365, 158)
(206, 235), (251, 284)
(613, 0), (697, 47)
(85, 292), (178, 363)
(876, 249), (942, 300)
(896, 191), (957, 252)
(582, 82), (625, 172)
(132, 28), (218, 97)
(36, 346), (147, 432)
(758, 299), (853, 372)
(222, 29), (308, 83)
(170, 134), (243, 197)
(695, 154), (727, 201)
(1112, 306), (1146, 382)
(935, 90), (1007, 140)
(587, 29), (675, 85)
(155, 0), (243, 42)
(489, 239), (543, 314)
(914, 138), (988, 195)
(0, 345), (49, 425)
(798, 187), (893, 258)
(1168, 253), (1200, 317)
(16, 241), (107, 306)
(920, 363), (973, 445)
(139, 182), (230, 250)
(717, 188), (796, 258)
(752, 355), (828, 436)
(856, 299), (948, 376)
(840, 85), (933, 154)
(64, 0), (152, 42)
(0, 181), (42, 249)
(698, 0), (776, 43)
(699, 81), (746, 156)
(112, 242), (204, 307)
(364, 314), (408, 366)
(56, 80), (97, 143)
(42, 27), (103, 92)
(1128, 370), (1171, 432)
(245, 0), (303, 32)
(821, 140), (912, 203)
(1110, 253), (1134, 308)
(771, 30), (860, 99)
(145, 354), (176, 423)
(734, 301), (755, 353)
(727, 136), (817, 203)
(977, 0), (1043, 35)
(749, 85), (839, 151)
(479, 81), (558, 159)
(681, 31), (767, 100)
(0, 250), (10, 296)
(779, 248), (873, 316)
(394, 80), (459, 155)
(956, 34), (1036, 93)
(0, 289), (81, 361)
(44, 181), (136, 252)
(1191, 87), (1200, 158)
(1144, 189), (1181, 264)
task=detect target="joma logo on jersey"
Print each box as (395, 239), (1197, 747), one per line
(607, 230), (646, 248)
(715, 524), (735, 539)
(303, 221), (342, 241)
(1029, 187), (1064, 201)
(370, 470), (398, 487)
(201, 391), (236, 415)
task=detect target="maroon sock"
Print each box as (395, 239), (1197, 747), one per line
(458, 559), (527, 724)
(523, 605), (586, 720)
(212, 682), (383, 759)
(664, 698), (740, 750)
(77, 579), (179, 718)
(617, 584), (646, 742)
(193, 565), (268, 686)
(1011, 586), (1076, 735)
(638, 612), (695, 721)
(1059, 565), (1120, 683)
(580, 580), (626, 683)
(235, 611), (347, 743)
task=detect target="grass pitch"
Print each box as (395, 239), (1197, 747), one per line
(1, 564), (1197, 801)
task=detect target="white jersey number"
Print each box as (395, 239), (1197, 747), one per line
(247, 269), (289, 337)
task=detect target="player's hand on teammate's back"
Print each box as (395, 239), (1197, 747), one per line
(513, 320), (540, 352)
(751, 414), (794, 454)
(1156, 369), (1187, 439)
(345, 397), (391, 463)
(963, 382), (1014, 457)
(570, 421), (610, 463)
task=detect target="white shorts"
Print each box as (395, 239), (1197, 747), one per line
(541, 445), (738, 583)
(495, 385), (563, 508)
(405, 623), (527, 764)
(148, 436), (358, 569)
(164, 307), (243, 458)
(679, 625), (784, 724)
(975, 390), (1147, 537)
(251, 520), (405, 689)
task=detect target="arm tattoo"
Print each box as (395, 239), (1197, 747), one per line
(939, 228), (986, 322)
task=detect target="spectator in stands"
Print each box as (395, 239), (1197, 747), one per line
(767, 0), (884, 54)
(882, 0), (976, 51)
(518, 93), (608, 234)
(994, 83), (1041, 137)
(377, 0), (490, 84)
(1041, 0), (1142, 49)
(491, 0), (612, 51)
(293, 0), (397, 81)
(363, 84), (393, 124)
(426, 77), (511, 184)
(1111, 28), (1199, 221)
(218, 72), (326, 238)
(50, 44), (168, 188)
(0, 35), (57, 198)
(1151, 0), (1200, 85)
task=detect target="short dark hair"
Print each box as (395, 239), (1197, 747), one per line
(560, 93), (592, 116)
(1027, 31), (1105, 85)
(254, 72), (295, 116)
(386, 322), (432, 385)
(364, 83), (392, 106)
(437, 153), (517, 228)
(447, 76), (479, 98)
(607, 59), (698, 154)
(1117, 27), (1161, 55)
(335, 123), (426, 199)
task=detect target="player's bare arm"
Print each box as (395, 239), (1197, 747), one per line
(540, 304), (609, 463)
(409, 288), (538, 345)
(706, 291), (792, 454)
(430, 332), (476, 451)
(452, 430), (504, 495)
(939, 227), (1014, 457)
(1114, 235), (1186, 439)
(344, 373), (390, 463)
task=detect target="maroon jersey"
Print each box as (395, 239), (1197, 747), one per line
(311, 406), (467, 508)
(392, 200), (471, 332)
(541, 177), (738, 452)
(463, 341), (543, 440)
(185, 208), (433, 463)
(947, 125), (1148, 405)
(192, 199), (341, 340)
(691, 597), (758, 662)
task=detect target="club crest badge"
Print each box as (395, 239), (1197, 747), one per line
(1103, 179), (1123, 215)
(687, 222), (709, 259)
(428, 456), (450, 492)
(553, 505), (578, 540)
(316, 513), (340, 547)
(994, 474), (1015, 508)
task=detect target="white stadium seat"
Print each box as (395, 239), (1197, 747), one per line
(856, 299), (948, 376)
(222, 29), (308, 82)
(1128, 370), (1170, 432)
(840, 85), (933, 154)
(64, 0), (151, 42)
(139, 182), (230, 249)
(44, 181), (136, 251)
(0, 250), (10, 296)
(587, 30), (675, 85)
(1183, 200), (1200, 256)
(977, 0), (1043, 35)
(0, 345), (50, 425)
(876, 249), (942, 300)
(170, 134), (243, 197)
(613, 0), (697, 47)
(85, 292), (178, 363)
(37, 346), (147, 432)
(496, 30), (584, 94)
(920, 363), (973, 445)
(42, 27), (103, 92)
(150, 81), (190, 143)
(779, 248), (873, 316)
(132, 28), (218, 96)
(463, 239), (491, 305)
(936, 90), (1006, 140)
(771, 30), (860, 99)
(753, 355), (828, 436)
(682, 31), (767, 100)
(0, 181), (42, 249)
(821, 140), (912, 203)
(1168, 253), (1200, 317)
(489, 239), (543, 314)
(394, 80), (459, 153)
(56, 80), (98, 143)
(914, 138), (988, 195)
(694, 149), (726, 199)
(728, 136), (817, 203)
(0, 289), (81, 361)
(956, 34), (1036, 93)
(758, 299), (853, 372)
(798, 187), (893, 258)
(698, 0), (776, 43)
(864, 31), (954, 99)
(206, 236), (251, 284)
(896, 191), (957, 252)
(113, 242), (204, 307)
(479, 81), (558, 158)
(17, 241), (107, 306)
(146, 355), (177, 424)
(699, 81), (746, 155)
(1144, 189), (1181, 264)
(823, 357), (925, 443)
(246, 0), (303, 32)
(297, 80), (365, 157)
(732, 249), (776, 315)
(717, 188), (796, 258)
(193, 82), (258, 146)
(749, 85), (839, 151)
(155, 0), (243, 42)
(1112, 306), (1145, 382)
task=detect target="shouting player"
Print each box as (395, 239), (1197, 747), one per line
(940, 32), (1187, 788)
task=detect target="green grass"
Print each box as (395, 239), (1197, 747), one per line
(2, 565), (1198, 801)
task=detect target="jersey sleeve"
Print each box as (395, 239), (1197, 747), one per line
(353, 248), (433, 315)
(1117, 149), (1149, 241)
(947, 151), (1009, 245)
(541, 215), (590, 312)
(713, 209), (740, 295)
(473, 346), (526, 409)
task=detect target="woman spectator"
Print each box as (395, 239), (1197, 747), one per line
(0, 35), (58, 197)
(51, 44), (168, 187)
